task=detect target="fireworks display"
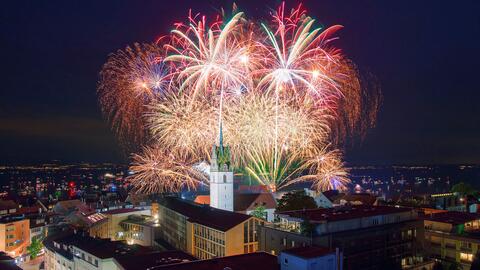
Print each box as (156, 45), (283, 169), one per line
(98, 3), (380, 194)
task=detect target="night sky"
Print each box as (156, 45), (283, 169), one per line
(1, 0), (479, 165)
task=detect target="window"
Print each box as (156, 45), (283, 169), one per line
(460, 252), (473, 262)
(223, 175), (227, 183)
(284, 258), (288, 264)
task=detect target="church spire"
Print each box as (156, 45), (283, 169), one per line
(219, 120), (224, 150)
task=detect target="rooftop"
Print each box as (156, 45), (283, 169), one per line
(43, 229), (150, 259)
(423, 211), (480, 225)
(113, 251), (197, 270)
(0, 200), (17, 211)
(159, 197), (253, 231)
(337, 193), (378, 205)
(102, 208), (144, 215)
(278, 205), (413, 223)
(234, 193), (277, 211)
(155, 252), (278, 270)
(193, 195), (210, 205)
(0, 215), (27, 224)
(282, 246), (335, 259)
(321, 190), (342, 202)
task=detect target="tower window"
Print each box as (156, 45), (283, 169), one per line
(223, 175), (227, 183)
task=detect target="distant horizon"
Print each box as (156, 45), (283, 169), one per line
(1, 160), (479, 167)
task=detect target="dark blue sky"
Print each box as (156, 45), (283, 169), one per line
(1, 0), (479, 165)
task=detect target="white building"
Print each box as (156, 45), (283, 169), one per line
(209, 124), (234, 212)
(280, 246), (343, 270)
(44, 230), (147, 270)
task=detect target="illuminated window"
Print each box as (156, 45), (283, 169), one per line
(460, 252), (473, 262)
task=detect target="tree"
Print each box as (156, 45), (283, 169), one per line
(251, 206), (267, 221)
(276, 190), (317, 212)
(300, 219), (315, 236)
(451, 182), (476, 196)
(27, 238), (43, 259)
(431, 263), (443, 270)
(446, 261), (462, 270)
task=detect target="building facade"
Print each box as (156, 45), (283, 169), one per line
(44, 230), (149, 270)
(154, 197), (265, 260)
(279, 246), (343, 270)
(259, 205), (426, 270)
(423, 211), (480, 270)
(0, 216), (30, 258)
(91, 208), (150, 241)
(119, 214), (160, 246)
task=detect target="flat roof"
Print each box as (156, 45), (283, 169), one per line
(155, 252), (278, 270)
(114, 251), (197, 270)
(43, 230), (150, 259)
(423, 211), (480, 225)
(282, 246), (334, 259)
(278, 205), (412, 223)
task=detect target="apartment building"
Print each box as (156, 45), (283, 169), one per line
(154, 197), (266, 259)
(0, 216), (30, 258)
(423, 211), (480, 270)
(259, 205), (427, 270)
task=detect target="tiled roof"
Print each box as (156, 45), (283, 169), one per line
(321, 190), (342, 202)
(278, 205), (412, 222)
(234, 193), (277, 212)
(156, 252), (279, 270)
(193, 195), (210, 205)
(0, 200), (17, 211)
(282, 246), (334, 259)
(159, 197), (252, 231)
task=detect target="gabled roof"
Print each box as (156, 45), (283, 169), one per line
(321, 190), (343, 202)
(338, 193), (377, 206)
(234, 193), (277, 212)
(0, 200), (17, 211)
(194, 195), (210, 205)
(159, 197), (253, 231)
(55, 200), (83, 210)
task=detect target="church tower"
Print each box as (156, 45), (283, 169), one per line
(209, 123), (234, 212)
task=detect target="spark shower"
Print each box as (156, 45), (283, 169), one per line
(98, 3), (380, 194)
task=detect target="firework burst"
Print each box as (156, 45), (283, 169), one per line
(128, 146), (208, 194)
(98, 3), (380, 194)
(98, 43), (167, 152)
